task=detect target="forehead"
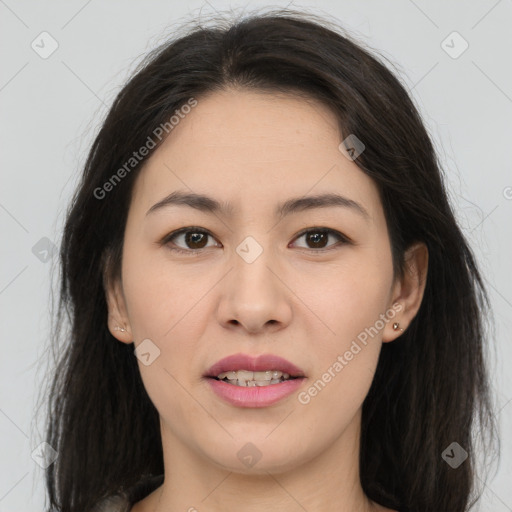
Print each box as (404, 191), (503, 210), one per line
(168, 88), (341, 155)
(129, 88), (383, 223)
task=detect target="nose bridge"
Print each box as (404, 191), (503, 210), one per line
(232, 233), (279, 295)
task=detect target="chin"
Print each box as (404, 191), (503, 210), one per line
(203, 439), (308, 476)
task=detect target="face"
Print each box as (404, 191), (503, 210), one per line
(107, 88), (425, 475)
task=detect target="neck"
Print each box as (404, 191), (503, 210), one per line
(144, 409), (378, 512)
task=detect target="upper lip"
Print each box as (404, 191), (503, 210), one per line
(205, 353), (306, 378)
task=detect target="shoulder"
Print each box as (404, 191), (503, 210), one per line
(90, 474), (164, 512)
(90, 494), (131, 512)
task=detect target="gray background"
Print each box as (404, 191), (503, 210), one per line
(0, 0), (511, 510)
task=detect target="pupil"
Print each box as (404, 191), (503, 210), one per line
(186, 232), (207, 249)
(307, 231), (327, 248)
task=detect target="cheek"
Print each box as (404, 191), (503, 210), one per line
(294, 252), (393, 343)
(293, 248), (392, 405)
(296, 268), (388, 421)
(121, 242), (208, 339)
(119, 246), (209, 421)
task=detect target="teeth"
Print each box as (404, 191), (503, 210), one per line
(237, 370), (255, 381)
(217, 370), (289, 381)
(231, 378), (286, 387)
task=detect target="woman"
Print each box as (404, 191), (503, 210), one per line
(43, 8), (498, 512)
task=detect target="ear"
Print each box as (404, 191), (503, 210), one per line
(383, 242), (429, 343)
(103, 259), (133, 344)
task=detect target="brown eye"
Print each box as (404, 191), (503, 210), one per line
(163, 228), (219, 254)
(292, 228), (349, 251)
(183, 231), (208, 249)
(162, 226), (349, 256)
(305, 231), (328, 249)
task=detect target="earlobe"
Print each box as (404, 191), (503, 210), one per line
(392, 322), (404, 334)
(104, 274), (133, 344)
(381, 303), (406, 343)
(383, 242), (429, 343)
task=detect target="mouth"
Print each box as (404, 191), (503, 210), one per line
(204, 353), (306, 387)
(204, 353), (306, 408)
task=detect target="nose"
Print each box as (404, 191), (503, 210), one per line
(216, 242), (293, 335)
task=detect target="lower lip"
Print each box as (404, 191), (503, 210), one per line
(206, 377), (306, 408)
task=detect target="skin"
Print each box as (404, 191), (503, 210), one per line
(106, 88), (428, 512)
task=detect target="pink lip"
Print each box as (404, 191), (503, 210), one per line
(204, 353), (306, 408)
(206, 377), (306, 408)
(205, 353), (305, 378)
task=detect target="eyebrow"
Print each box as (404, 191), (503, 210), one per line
(145, 190), (370, 220)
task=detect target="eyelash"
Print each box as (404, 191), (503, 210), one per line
(160, 226), (350, 256)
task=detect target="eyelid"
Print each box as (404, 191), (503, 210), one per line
(161, 226), (350, 255)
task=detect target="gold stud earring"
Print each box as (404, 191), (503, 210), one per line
(393, 322), (404, 333)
